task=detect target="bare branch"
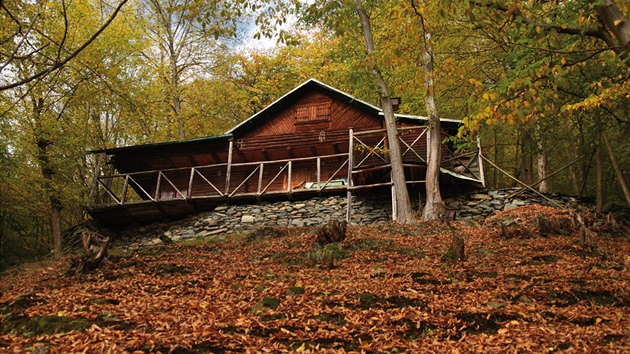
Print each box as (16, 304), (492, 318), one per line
(0, 0), (129, 91)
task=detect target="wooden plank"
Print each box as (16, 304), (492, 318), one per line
(187, 167), (195, 199)
(346, 128), (354, 223)
(287, 160), (292, 193)
(225, 139), (233, 194)
(317, 157), (321, 188)
(257, 163), (264, 194)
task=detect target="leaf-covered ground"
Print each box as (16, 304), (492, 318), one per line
(1, 206), (629, 353)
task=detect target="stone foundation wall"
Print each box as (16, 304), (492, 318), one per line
(118, 194), (392, 247)
(115, 188), (590, 248)
(446, 188), (589, 220)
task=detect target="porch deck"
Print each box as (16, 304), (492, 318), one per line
(87, 127), (484, 226)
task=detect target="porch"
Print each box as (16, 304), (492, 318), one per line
(87, 126), (484, 226)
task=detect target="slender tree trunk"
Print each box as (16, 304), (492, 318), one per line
(596, 131), (603, 213)
(569, 165), (580, 194)
(420, 21), (445, 221)
(171, 55), (184, 139)
(493, 128), (498, 189)
(535, 122), (548, 193)
(353, 0), (415, 223)
(520, 128), (534, 186)
(33, 98), (63, 258)
(602, 132), (630, 207)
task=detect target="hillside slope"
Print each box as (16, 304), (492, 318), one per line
(1, 205), (629, 353)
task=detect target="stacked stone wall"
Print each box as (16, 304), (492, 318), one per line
(114, 188), (591, 248)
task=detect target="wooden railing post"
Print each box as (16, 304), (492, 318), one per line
(257, 163), (264, 194)
(287, 160), (292, 194)
(477, 136), (486, 188)
(187, 167), (195, 199)
(317, 157), (321, 189)
(346, 128), (354, 223)
(225, 139), (234, 195)
(155, 172), (162, 200)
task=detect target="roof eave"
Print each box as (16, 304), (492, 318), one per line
(89, 133), (233, 155)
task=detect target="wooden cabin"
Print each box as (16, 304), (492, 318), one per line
(88, 79), (484, 226)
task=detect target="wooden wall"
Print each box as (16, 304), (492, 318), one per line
(240, 91), (382, 139)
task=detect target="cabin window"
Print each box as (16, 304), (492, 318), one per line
(295, 102), (331, 123)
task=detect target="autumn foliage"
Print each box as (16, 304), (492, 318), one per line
(1, 205), (629, 352)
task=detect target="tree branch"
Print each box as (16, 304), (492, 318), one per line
(470, 0), (620, 52)
(0, 0), (129, 91)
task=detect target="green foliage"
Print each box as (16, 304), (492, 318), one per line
(305, 243), (351, 269)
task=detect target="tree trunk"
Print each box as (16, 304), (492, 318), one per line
(171, 55), (185, 139)
(33, 97), (63, 258)
(569, 165), (580, 195)
(596, 131), (603, 213)
(520, 128), (534, 186)
(535, 122), (548, 193)
(602, 132), (630, 207)
(595, 0), (630, 62)
(353, 0), (415, 224)
(421, 25), (445, 221)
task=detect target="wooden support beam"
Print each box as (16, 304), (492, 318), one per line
(508, 154), (585, 199)
(287, 160), (293, 194)
(347, 128), (354, 223)
(187, 168), (195, 200)
(257, 163), (264, 195)
(225, 139), (233, 194)
(480, 155), (563, 208)
(317, 157), (321, 191)
(477, 136), (486, 188)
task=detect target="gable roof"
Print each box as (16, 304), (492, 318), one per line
(226, 78), (383, 137)
(93, 79), (464, 157)
(227, 78), (462, 137)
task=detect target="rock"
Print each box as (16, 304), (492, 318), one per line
(241, 215), (255, 223)
(487, 301), (505, 309)
(470, 193), (492, 200)
(504, 203), (518, 211)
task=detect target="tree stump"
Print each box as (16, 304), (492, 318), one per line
(67, 230), (110, 275)
(574, 212), (596, 248)
(444, 233), (465, 262)
(316, 220), (347, 245)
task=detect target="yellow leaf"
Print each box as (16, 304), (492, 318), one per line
(295, 343), (306, 352)
(614, 19), (622, 26)
(483, 93), (489, 100)
(561, 57), (566, 65)
(596, 318), (602, 324)
(280, 327), (294, 335)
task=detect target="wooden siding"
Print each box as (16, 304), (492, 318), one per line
(241, 91), (381, 139)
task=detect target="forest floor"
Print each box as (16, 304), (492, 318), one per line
(1, 205), (629, 353)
